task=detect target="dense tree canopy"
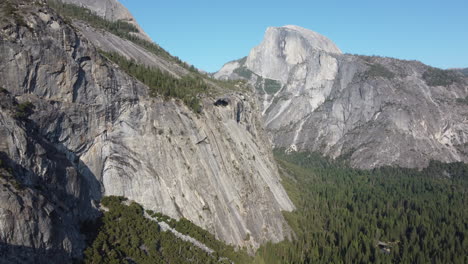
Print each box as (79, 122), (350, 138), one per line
(83, 196), (251, 264)
(251, 150), (468, 264)
(84, 152), (467, 264)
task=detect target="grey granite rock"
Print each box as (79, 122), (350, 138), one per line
(60, 0), (153, 42)
(216, 25), (468, 169)
(0, 91), (98, 263)
(0, 1), (294, 262)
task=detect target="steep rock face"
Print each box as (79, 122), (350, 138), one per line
(216, 26), (342, 131)
(73, 21), (188, 76)
(60, 0), (152, 42)
(244, 25), (341, 84)
(0, 91), (98, 263)
(90, 94), (294, 250)
(216, 25), (468, 169)
(0, 1), (293, 262)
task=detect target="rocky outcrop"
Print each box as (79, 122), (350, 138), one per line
(72, 21), (188, 77)
(59, 0), (152, 42)
(0, 1), (293, 262)
(243, 25), (341, 84)
(0, 90), (98, 263)
(216, 25), (468, 169)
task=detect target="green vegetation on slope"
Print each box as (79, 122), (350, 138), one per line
(460, 68), (468, 77)
(47, 0), (197, 72)
(146, 211), (252, 263)
(252, 150), (468, 264)
(232, 66), (282, 95)
(80, 147), (468, 264)
(254, 76), (282, 95)
(84, 196), (251, 264)
(0, 154), (23, 190)
(263, 79), (282, 94)
(100, 51), (206, 113)
(47, 1), (248, 111)
(0, 0), (29, 28)
(1, 1), (16, 17)
(423, 67), (462, 87)
(366, 63), (396, 79)
(13, 101), (34, 120)
(234, 66), (254, 79)
(456, 96), (468, 105)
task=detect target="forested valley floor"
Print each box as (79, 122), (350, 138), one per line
(82, 151), (467, 264)
(253, 150), (468, 264)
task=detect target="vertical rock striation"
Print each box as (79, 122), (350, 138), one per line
(60, 0), (153, 41)
(216, 25), (468, 169)
(0, 0), (294, 262)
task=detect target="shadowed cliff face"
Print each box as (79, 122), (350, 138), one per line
(0, 0), (294, 261)
(216, 25), (468, 169)
(0, 90), (100, 263)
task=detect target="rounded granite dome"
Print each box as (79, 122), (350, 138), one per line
(245, 25), (341, 82)
(279, 25), (342, 54)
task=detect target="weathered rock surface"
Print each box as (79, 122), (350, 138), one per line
(0, 1), (293, 262)
(0, 90), (98, 263)
(216, 25), (468, 169)
(72, 21), (188, 77)
(244, 25), (341, 84)
(60, 0), (153, 42)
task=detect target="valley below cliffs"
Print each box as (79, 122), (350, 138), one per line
(0, 0), (467, 263)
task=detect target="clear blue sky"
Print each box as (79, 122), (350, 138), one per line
(120, 0), (467, 73)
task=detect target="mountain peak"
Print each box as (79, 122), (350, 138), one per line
(60, 0), (152, 42)
(244, 25), (341, 82)
(270, 25), (342, 54)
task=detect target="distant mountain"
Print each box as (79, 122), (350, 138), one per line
(216, 25), (468, 169)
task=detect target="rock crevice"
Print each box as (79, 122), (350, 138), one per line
(0, 1), (294, 262)
(215, 25), (468, 169)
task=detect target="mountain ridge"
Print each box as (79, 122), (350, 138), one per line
(0, 0), (294, 262)
(1, 0), (467, 262)
(215, 25), (468, 169)
(59, 0), (152, 42)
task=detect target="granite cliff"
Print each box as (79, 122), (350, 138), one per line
(0, 0), (293, 262)
(216, 25), (468, 169)
(60, 0), (152, 41)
